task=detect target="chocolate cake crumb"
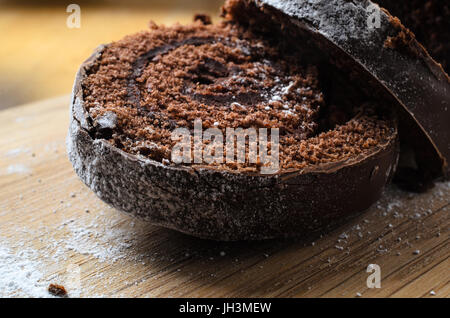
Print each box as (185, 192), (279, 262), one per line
(48, 283), (67, 297)
(384, 17), (420, 58)
(194, 13), (212, 25)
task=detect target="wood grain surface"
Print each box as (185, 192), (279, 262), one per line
(0, 95), (449, 298)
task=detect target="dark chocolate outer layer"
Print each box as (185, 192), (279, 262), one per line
(238, 0), (449, 177)
(68, 46), (399, 241)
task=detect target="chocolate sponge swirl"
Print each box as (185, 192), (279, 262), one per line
(82, 22), (396, 174)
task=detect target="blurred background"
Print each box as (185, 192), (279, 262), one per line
(0, 0), (223, 110)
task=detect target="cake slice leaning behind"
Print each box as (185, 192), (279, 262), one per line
(371, 0), (450, 190)
(68, 2), (405, 241)
(243, 0), (449, 184)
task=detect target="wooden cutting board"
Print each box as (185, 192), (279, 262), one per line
(0, 95), (448, 298)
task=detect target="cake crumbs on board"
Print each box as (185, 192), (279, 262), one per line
(48, 283), (67, 297)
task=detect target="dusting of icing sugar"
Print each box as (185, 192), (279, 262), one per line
(259, 80), (300, 113)
(261, 0), (386, 47)
(59, 212), (139, 263)
(0, 245), (50, 297)
(0, 203), (147, 297)
(280, 81), (295, 95)
(4, 148), (31, 158)
(5, 164), (32, 175)
(14, 117), (30, 123)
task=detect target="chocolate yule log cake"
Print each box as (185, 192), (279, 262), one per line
(68, 0), (449, 240)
